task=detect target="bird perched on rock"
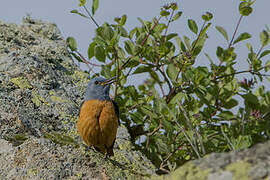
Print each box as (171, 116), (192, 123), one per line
(78, 77), (119, 156)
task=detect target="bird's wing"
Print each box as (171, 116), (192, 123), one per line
(112, 100), (120, 125)
(98, 101), (119, 155)
(78, 100), (103, 147)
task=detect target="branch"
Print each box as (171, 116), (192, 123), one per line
(215, 67), (270, 80)
(164, 9), (175, 37)
(140, 17), (161, 46)
(157, 66), (173, 91)
(75, 51), (101, 67)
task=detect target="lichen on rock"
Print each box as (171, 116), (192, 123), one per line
(0, 17), (155, 179)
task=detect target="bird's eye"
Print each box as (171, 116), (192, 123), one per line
(94, 81), (99, 85)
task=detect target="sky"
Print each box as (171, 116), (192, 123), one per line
(1, 0), (270, 89)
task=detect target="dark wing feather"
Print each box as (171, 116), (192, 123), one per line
(112, 100), (120, 125)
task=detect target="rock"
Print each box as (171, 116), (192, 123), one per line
(0, 17), (155, 179)
(154, 140), (270, 180)
(1, 16), (270, 180)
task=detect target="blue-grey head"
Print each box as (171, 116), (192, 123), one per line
(84, 77), (116, 101)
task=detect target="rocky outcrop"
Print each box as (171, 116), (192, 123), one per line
(1, 17), (270, 180)
(0, 17), (155, 179)
(154, 140), (270, 180)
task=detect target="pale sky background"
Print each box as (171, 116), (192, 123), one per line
(1, 0), (270, 90)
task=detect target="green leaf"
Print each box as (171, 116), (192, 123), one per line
(166, 64), (178, 80)
(241, 93), (259, 106)
(167, 33), (178, 41)
(171, 3), (178, 10)
(223, 99), (238, 109)
(202, 12), (213, 21)
(260, 50), (270, 59)
(188, 19), (198, 34)
(124, 40), (134, 55)
(172, 11), (182, 22)
(233, 32), (251, 45)
(149, 70), (161, 83)
(260, 30), (269, 47)
(133, 66), (151, 74)
(103, 25), (114, 40)
(265, 60), (270, 72)
(100, 65), (111, 78)
(200, 23), (211, 36)
(125, 57), (140, 68)
(120, 14), (127, 26)
(218, 111), (234, 119)
(137, 17), (148, 30)
(129, 28), (137, 39)
(216, 46), (223, 59)
(160, 10), (170, 17)
(79, 0), (86, 6)
(70, 52), (82, 62)
(70, 10), (88, 18)
(193, 46), (203, 56)
(136, 32), (147, 45)
(92, 0), (99, 16)
(118, 26), (128, 37)
(175, 36), (186, 52)
(232, 135), (252, 150)
(94, 45), (106, 62)
(66, 37), (77, 51)
(215, 26), (229, 42)
(116, 47), (126, 59)
(88, 42), (96, 59)
(183, 36), (191, 50)
(239, 2), (253, 16)
(205, 53), (214, 64)
(246, 43), (253, 52)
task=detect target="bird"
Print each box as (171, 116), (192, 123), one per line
(77, 77), (119, 157)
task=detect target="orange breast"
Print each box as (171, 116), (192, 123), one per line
(77, 100), (119, 153)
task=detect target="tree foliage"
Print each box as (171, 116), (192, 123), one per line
(68, 0), (270, 173)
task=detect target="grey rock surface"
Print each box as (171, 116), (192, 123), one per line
(154, 138), (270, 180)
(0, 17), (155, 179)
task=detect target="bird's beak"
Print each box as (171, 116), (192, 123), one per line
(100, 77), (116, 86)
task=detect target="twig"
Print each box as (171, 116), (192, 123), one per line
(83, 5), (99, 27)
(158, 83), (165, 97)
(157, 67), (173, 91)
(172, 102), (201, 158)
(215, 68), (270, 80)
(191, 21), (206, 52)
(177, 102), (200, 156)
(228, 15), (243, 48)
(195, 128), (206, 155)
(114, 51), (120, 98)
(220, 125), (235, 151)
(164, 10), (175, 37)
(74, 51), (94, 73)
(140, 17), (161, 46)
(146, 119), (162, 149)
(257, 45), (264, 58)
(75, 51), (101, 67)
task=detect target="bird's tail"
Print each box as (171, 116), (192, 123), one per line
(94, 146), (114, 156)
(106, 147), (114, 156)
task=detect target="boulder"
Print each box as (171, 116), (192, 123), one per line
(0, 17), (155, 179)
